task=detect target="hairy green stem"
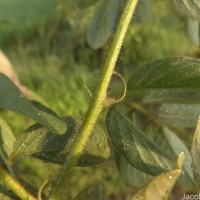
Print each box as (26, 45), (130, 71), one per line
(48, 0), (139, 199)
(0, 167), (37, 200)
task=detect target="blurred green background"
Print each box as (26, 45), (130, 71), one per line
(0, 0), (199, 199)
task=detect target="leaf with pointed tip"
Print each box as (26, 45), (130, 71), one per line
(0, 74), (67, 134)
(74, 0), (100, 9)
(133, 0), (151, 23)
(191, 116), (200, 185)
(170, 0), (200, 20)
(132, 168), (181, 200)
(14, 116), (110, 166)
(106, 108), (175, 176)
(128, 57), (200, 91)
(115, 151), (153, 187)
(187, 19), (200, 45)
(75, 183), (105, 200)
(86, 0), (123, 49)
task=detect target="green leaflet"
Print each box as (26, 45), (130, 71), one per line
(86, 0), (123, 49)
(115, 151), (153, 187)
(0, 118), (16, 156)
(170, 0), (200, 20)
(133, 0), (151, 23)
(106, 108), (175, 176)
(128, 57), (200, 90)
(142, 89), (200, 104)
(0, 74), (67, 134)
(74, 183), (105, 200)
(73, 0), (100, 9)
(191, 116), (200, 185)
(153, 103), (200, 128)
(14, 116), (110, 166)
(162, 128), (195, 187)
(187, 19), (200, 45)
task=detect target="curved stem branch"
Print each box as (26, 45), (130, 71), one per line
(48, 0), (139, 199)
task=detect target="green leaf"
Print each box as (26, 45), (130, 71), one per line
(132, 167), (182, 200)
(187, 19), (200, 45)
(115, 151), (153, 187)
(106, 108), (175, 176)
(0, 74), (67, 134)
(154, 103), (200, 128)
(142, 89), (200, 104)
(86, 0), (123, 49)
(191, 115), (200, 185)
(159, 127), (195, 187)
(14, 116), (110, 166)
(0, 118), (16, 156)
(74, 0), (100, 9)
(74, 183), (105, 200)
(133, 0), (151, 23)
(170, 0), (200, 20)
(128, 57), (200, 91)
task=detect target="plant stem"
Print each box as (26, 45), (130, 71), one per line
(48, 0), (139, 199)
(0, 167), (37, 200)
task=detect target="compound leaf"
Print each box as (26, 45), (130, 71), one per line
(106, 108), (175, 176)
(86, 0), (123, 49)
(0, 73), (67, 134)
(14, 116), (110, 166)
(170, 0), (200, 20)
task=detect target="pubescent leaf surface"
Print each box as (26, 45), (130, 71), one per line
(106, 108), (175, 176)
(14, 116), (110, 166)
(127, 57), (200, 107)
(0, 73), (67, 134)
(128, 57), (200, 90)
